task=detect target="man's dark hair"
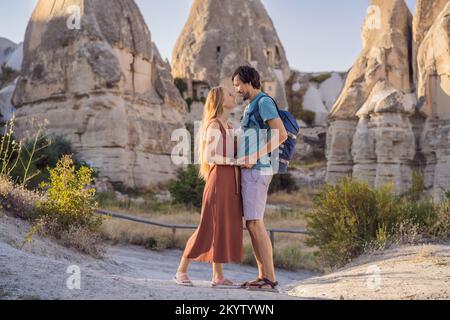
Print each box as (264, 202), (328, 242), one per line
(232, 66), (261, 89)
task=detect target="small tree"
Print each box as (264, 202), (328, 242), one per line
(169, 165), (205, 209)
(37, 155), (101, 231)
(174, 77), (188, 96)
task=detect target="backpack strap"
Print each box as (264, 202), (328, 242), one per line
(248, 94), (282, 130)
(247, 94), (283, 160)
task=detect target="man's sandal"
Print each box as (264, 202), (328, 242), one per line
(240, 277), (264, 289)
(173, 272), (194, 287)
(245, 278), (280, 293)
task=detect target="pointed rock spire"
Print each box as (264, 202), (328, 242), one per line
(172, 0), (290, 109)
(12, 0), (187, 191)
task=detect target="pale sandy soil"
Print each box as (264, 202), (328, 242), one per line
(287, 243), (450, 300)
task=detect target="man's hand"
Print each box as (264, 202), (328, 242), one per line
(237, 156), (256, 169)
(267, 118), (288, 145)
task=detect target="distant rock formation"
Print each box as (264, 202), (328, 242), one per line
(326, 0), (450, 199)
(0, 38), (22, 123)
(172, 0), (290, 122)
(4, 43), (23, 72)
(286, 71), (345, 127)
(12, 0), (187, 192)
(0, 82), (17, 122)
(0, 38), (21, 70)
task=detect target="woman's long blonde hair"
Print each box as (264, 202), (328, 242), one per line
(198, 87), (225, 181)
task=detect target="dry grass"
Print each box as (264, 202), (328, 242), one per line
(290, 160), (327, 171)
(59, 225), (105, 257)
(267, 188), (318, 210)
(0, 175), (43, 220)
(100, 208), (199, 251)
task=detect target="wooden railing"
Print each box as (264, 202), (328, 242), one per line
(96, 209), (308, 248)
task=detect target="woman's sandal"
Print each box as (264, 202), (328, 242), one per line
(211, 278), (240, 289)
(245, 278), (280, 293)
(173, 272), (194, 287)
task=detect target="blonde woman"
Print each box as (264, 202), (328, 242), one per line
(174, 87), (244, 288)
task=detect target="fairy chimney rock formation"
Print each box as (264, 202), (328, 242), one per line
(412, 0), (449, 82)
(12, 0), (187, 192)
(172, 0), (290, 114)
(326, 0), (417, 193)
(326, 0), (450, 199)
(415, 2), (450, 198)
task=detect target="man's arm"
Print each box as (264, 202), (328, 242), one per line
(237, 97), (288, 167)
(249, 118), (288, 163)
(237, 118), (288, 167)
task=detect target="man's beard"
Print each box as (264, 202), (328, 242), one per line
(242, 92), (251, 101)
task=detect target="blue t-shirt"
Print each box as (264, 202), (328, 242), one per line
(238, 92), (280, 171)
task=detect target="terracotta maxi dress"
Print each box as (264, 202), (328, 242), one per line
(183, 119), (244, 264)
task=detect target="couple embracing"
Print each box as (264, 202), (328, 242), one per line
(174, 66), (289, 293)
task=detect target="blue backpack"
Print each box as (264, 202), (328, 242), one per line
(245, 94), (300, 174)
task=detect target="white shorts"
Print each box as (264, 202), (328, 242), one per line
(241, 169), (273, 221)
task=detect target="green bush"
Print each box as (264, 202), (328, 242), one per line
(305, 178), (392, 267)
(23, 155), (104, 256)
(174, 77), (188, 96)
(10, 134), (98, 190)
(191, 96), (205, 103)
(269, 172), (299, 195)
(305, 176), (450, 268)
(310, 73), (332, 84)
(298, 109), (316, 126)
(0, 64), (19, 87)
(37, 155), (102, 231)
(169, 165), (205, 209)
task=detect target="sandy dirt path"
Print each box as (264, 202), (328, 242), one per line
(0, 213), (316, 300)
(3, 212), (448, 300)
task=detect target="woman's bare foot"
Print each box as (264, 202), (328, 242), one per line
(211, 278), (240, 288)
(173, 272), (194, 287)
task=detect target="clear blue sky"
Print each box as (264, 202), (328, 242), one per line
(1, 0), (416, 72)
